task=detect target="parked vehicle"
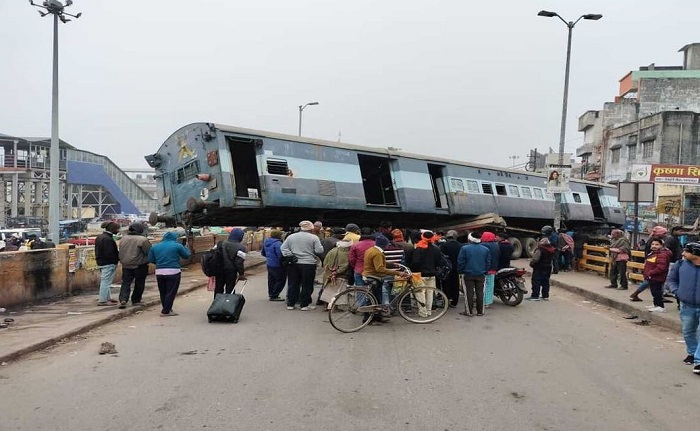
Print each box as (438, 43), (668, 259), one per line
(494, 267), (528, 306)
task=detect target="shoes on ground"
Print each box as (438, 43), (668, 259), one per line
(694, 364), (700, 374)
(97, 300), (118, 306)
(663, 293), (675, 298)
(683, 355), (695, 365)
(300, 305), (317, 311)
(269, 297), (285, 302)
(527, 297), (541, 301)
(630, 297), (643, 302)
(648, 306), (666, 313)
(616, 287), (629, 290)
(476, 312), (485, 316)
(459, 311), (473, 316)
(541, 297), (549, 301)
(286, 306), (295, 310)
(604, 285), (618, 289)
(132, 302), (146, 306)
(160, 311), (178, 317)
(118, 301), (127, 309)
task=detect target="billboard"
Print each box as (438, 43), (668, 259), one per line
(631, 164), (700, 184)
(546, 164), (571, 193)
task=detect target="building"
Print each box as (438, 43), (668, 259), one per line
(0, 134), (158, 229)
(576, 43), (700, 227)
(123, 168), (158, 200)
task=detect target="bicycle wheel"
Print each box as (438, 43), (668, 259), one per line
(397, 287), (449, 324)
(328, 287), (378, 333)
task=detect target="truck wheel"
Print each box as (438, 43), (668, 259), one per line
(522, 237), (537, 258)
(508, 237), (522, 259)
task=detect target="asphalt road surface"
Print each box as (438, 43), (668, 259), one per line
(1, 268), (698, 431)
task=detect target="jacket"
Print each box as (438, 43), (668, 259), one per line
(440, 239), (463, 269)
(410, 243), (443, 277)
(456, 243), (490, 276)
(220, 239), (246, 277)
(348, 238), (375, 274)
(497, 240), (515, 269)
(609, 237), (631, 261)
(363, 246), (402, 278)
(482, 241), (500, 272)
(667, 259), (700, 306)
(642, 248), (672, 283)
(118, 233), (152, 269)
(323, 241), (352, 286)
(261, 237), (283, 268)
(95, 231), (119, 266)
(147, 231), (191, 269)
(281, 231), (323, 265)
(530, 244), (555, 272)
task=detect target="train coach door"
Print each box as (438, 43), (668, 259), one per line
(358, 154), (397, 206)
(428, 163), (449, 210)
(227, 136), (261, 199)
(586, 186), (605, 220)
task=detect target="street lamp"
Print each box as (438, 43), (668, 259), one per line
(30, 0), (81, 243)
(298, 102), (319, 136)
(508, 155), (520, 168)
(538, 9), (601, 231)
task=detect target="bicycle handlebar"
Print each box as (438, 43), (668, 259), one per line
(395, 263), (412, 278)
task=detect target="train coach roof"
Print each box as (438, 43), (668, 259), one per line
(168, 122), (614, 189)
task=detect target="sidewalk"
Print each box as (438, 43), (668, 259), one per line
(0, 253), (267, 364)
(513, 259), (682, 333)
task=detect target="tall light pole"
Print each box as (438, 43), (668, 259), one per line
(538, 10), (602, 231)
(298, 102), (319, 136)
(30, 0), (81, 243)
(508, 155), (520, 168)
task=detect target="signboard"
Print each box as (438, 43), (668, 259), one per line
(546, 164), (571, 193)
(624, 219), (644, 233)
(618, 181), (655, 202)
(631, 164), (700, 184)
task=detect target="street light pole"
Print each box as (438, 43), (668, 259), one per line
(30, 0), (81, 243)
(298, 102), (319, 136)
(538, 10), (602, 231)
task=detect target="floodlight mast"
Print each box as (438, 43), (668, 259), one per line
(29, 0), (81, 243)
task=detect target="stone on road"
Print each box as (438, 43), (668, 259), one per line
(0, 270), (697, 431)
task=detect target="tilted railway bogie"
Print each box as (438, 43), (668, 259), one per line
(146, 123), (624, 255)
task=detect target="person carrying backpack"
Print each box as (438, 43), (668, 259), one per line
(216, 228), (247, 296)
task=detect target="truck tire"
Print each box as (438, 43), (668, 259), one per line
(522, 237), (537, 258)
(508, 237), (522, 259)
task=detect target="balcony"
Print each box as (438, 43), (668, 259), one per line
(578, 111), (599, 132)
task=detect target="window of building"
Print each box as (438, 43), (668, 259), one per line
(642, 140), (654, 158)
(495, 184), (507, 196)
(466, 180), (479, 193)
(521, 187), (532, 198)
(508, 185), (520, 197)
(481, 183), (493, 194)
(628, 144), (636, 161)
(611, 148), (621, 164)
(533, 188), (543, 199)
(176, 160), (200, 184)
(266, 158), (289, 175)
(573, 193), (582, 203)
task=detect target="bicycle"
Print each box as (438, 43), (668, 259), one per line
(327, 264), (450, 333)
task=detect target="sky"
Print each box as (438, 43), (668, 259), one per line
(2, 0), (699, 171)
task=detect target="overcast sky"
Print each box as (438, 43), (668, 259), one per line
(2, 0), (698, 171)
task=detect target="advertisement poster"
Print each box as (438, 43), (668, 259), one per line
(632, 164), (700, 184)
(546, 164), (571, 193)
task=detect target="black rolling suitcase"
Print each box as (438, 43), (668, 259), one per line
(207, 281), (246, 323)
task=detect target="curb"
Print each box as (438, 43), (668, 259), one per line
(0, 261), (266, 364)
(549, 278), (682, 333)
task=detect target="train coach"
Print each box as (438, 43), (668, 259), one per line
(145, 122), (625, 238)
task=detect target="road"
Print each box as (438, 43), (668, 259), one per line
(0, 267), (697, 431)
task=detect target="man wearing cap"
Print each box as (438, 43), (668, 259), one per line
(440, 230), (462, 308)
(95, 222), (121, 306)
(117, 222), (152, 308)
(343, 223), (361, 243)
(666, 242), (700, 374)
(281, 220), (324, 311)
(457, 232), (490, 316)
(363, 234), (405, 323)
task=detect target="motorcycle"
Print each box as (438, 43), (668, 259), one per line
(494, 267), (528, 306)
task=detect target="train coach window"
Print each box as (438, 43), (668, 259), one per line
(451, 178), (464, 192)
(267, 158), (289, 175)
(521, 187), (532, 198)
(466, 180), (479, 193)
(572, 193), (582, 203)
(495, 184), (507, 196)
(533, 188), (543, 199)
(176, 160), (200, 184)
(481, 183), (493, 194)
(508, 185), (520, 197)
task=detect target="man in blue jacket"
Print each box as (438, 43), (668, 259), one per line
(456, 232), (490, 317)
(667, 242), (700, 374)
(148, 231), (191, 316)
(262, 230), (286, 301)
